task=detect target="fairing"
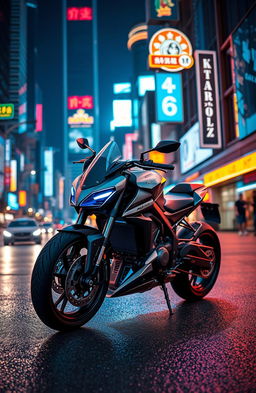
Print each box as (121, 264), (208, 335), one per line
(71, 141), (123, 206)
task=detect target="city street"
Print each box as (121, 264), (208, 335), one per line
(0, 232), (255, 393)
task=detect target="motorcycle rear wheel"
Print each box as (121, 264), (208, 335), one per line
(31, 232), (109, 331)
(171, 230), (221, 300)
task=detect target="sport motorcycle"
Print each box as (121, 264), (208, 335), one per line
(31, 138), (221, 331)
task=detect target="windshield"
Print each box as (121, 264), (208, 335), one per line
(81, 141), (121, 189)
(9, 220), (37, 227)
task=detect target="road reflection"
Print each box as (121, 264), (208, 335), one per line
(33, 299), (237, 392)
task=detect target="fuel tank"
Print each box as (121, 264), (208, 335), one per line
(123, 168), (164, 216)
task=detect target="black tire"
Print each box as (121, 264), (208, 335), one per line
(171, 229), (221, 301)
(31, 232), (109, 331)
(36, 239), (42, 245)
(4, 241), (9, 246)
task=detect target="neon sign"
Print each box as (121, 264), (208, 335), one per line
(68, 109), (94, 126)
(0, 104), (14, 120)
(68, 96), (93, 110)
(67, 7), (93, 21)
(148, 28), (193, 72)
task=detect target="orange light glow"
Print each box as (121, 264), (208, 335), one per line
(19, 190), (27, 207)
(127, 32), (148, 50)
(204, 152), (256, 187)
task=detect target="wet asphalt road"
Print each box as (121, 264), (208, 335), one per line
(0, 232), (256, 393)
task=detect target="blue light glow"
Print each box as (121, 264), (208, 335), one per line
(113, 83), (131, 94)
(93, 190), (113, 200)
(80, 188), (115, 207)
(70, 186), (76, 205)
(138, 75), (155, 96)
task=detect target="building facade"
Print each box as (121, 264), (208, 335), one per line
(127, 0), (256, 230)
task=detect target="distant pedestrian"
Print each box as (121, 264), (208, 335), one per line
(252, 190), (256, 236)
(235, 193), (248, 235)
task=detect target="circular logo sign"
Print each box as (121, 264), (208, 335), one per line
(148, 28), (194, 72)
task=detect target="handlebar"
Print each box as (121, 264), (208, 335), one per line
(132, 160), (174, 171)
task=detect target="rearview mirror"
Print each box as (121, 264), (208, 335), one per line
(140, 140), (180, 161)
(76, 138), (89, 150)
(154, 140), (180, 153)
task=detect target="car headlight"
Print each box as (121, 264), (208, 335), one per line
(70, 186), (76, 205)
(80, 188), (115, 207)
(48, 227), (53, 233)
(41, 228), (46, 233)
(3, 230), (12, 238)
(33, 229), (41, 236)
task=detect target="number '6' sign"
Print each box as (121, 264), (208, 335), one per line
(155, 73), (184, 123)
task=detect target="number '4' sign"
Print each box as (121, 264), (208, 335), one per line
(155, 73), (184, 123)
(161, 77), (176, 94)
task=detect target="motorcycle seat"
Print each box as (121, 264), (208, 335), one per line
(164, 193), (194, 213)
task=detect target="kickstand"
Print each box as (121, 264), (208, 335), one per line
(161, 282), (173, 315)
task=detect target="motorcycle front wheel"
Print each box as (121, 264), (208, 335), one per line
(31, 232), (109, 331)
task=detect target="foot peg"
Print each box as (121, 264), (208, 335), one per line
(161, 282), (173, 315)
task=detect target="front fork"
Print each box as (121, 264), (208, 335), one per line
(77, 189), (125, 279)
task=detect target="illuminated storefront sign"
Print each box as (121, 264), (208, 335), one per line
(19, 82), (27, 133)
(0, 104), (14, 120)
(10, 160), (17, 192)
(195, 50), (222, 149)
(180, 122), (213, 174)
(58, 177), (64, 210)
(35, 104), (43, 132)
(67, 7), (93, 21)
(113, 83), (131, 94)
(204, 151), (256, 187)
(112, 100), (132, 127)
(68, 109), (94, 127)
(44, 149), (53, 197)
(8, 193), (19, 210)
(148, 28), (194, 72)
(0, 136), (4, 197)
(68, 96), (93, 110)
(146, 0), (180, 23)
(19, 190), (27, 207)
(123, 133), (138, 160)
(138, 75), (155, 96)
(155, 73), (183, 122)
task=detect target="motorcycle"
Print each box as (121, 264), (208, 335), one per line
(31, 138), (221, 331)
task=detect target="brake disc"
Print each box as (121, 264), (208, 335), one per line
(65, 256), (98, 307)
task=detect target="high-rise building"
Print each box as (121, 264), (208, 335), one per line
(0, 0), (43, 222)
(65, 0), (99, 218)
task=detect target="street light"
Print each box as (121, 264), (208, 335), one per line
(30, 170), (36, 176)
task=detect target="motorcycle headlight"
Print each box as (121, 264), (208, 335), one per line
(80, 188), (115, 207)
(70, 186), (76, 205)
(33, 229), (41, 236)
(3, 230), (12, 238)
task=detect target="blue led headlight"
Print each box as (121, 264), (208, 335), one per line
(80, 188), (115, 207)
(70, 186), (76, 205)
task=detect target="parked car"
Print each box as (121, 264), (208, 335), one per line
(40, 222), (54, 234)
(3, 218), (42, 245)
